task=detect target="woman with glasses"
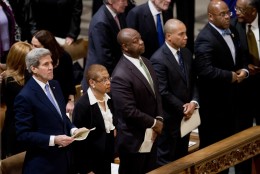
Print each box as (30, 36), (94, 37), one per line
(72, 64), (115, 174)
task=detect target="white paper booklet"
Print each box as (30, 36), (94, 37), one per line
(180, 109), (201, 137)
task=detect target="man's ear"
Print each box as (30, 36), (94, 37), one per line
(122, 43), (128, 52)
(31, 66), (37, 74)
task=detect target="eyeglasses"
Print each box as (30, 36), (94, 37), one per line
(95, 77), (112, 84)
(234, 6), (250, 15)
(211, 11), (232, 17)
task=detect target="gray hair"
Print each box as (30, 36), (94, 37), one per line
(26, 48), (51, 73)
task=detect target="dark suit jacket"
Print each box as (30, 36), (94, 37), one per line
(82, 4), (126, 91)
(231, 15), (260, 124)
(194, 23), (248, 147)
(72, 93), (114, 174)
(111, 56), (163, 153)
(150, 44), (199, 135)
(126, 2), (171, 59)
(15, 78), (75, 174)
(32, 0), (82, 40)
(231, 16), (260, 65)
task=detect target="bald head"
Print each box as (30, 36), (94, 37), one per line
(117, 28), (136, 46)
(207, 0), (230, 29)
(164, 19), (187, 50)
(164, 19), (185, 34)
(117, 28), (145, 58)
(208, 0), (227, 14)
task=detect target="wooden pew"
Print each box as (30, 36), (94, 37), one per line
(148, 126), (260, 174)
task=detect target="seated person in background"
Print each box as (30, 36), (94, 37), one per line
(1, 42), (33, 159)
(31, 30), (76, 114)
(72, 64), (115, 174)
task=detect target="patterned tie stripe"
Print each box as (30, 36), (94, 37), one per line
(247, 24), (259, 66)
(45, 84), (62, 116)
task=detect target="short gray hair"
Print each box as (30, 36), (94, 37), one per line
(26, 48), (51, 73)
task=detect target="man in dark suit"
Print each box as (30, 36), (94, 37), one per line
(126, 0), (172, 59)
(232, 0), (260, 131)
(111, 28), (163, 174)
(194, 2), (248, 173)
(231, 0), (260, 173)
(150, 19), (199, 166)
(92, 0), (136, 16)
(81, 0), (127, 92)
(15, 48), (80, 174)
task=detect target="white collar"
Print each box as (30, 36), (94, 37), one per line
(87, 87), (110, 105)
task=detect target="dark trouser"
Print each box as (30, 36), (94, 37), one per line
(118, 144), (157, 174)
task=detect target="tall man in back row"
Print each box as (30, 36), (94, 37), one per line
(126, 0), (172, 59)
(82, 0), (128, 92)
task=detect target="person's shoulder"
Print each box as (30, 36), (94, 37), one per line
(75, 93), (90, 106)
(49, 80), (60, 87)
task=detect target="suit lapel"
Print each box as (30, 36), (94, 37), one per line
(144, 3), (157, 36)
(103, 5), (120, 33)
(163, 45), (187, 83)
(30, 79), (63, 121)
(208, 24), (235, 65)
(123, 57), (155, 96)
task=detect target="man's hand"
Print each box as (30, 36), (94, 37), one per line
(248, 64), (260, 75)
(54, 135), (74, 147)
(152, 120), (163, 135)
(183, 102), (197, 120)
(236, 69), (247, 83)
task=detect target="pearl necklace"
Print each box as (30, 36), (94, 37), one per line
(96, 96), (105, 103)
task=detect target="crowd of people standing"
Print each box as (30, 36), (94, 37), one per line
(0, 0), (259, 174)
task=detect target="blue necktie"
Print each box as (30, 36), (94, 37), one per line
(156, 13), (164, 46)
(45, 84), (62, 116)
(222, 29), (231, 36)
(177, 51), (185, 75)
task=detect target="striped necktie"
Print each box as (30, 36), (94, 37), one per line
(45, 84), (62, 116)
(139, 58), (155, 94)
(247, 24), (259, 66)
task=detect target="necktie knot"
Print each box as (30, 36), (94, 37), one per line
(222, 29), (231, 36)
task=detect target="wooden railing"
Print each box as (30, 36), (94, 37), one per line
(148, 126), (260, 174)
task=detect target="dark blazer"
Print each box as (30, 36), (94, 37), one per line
(111, 56), (163, 153)
(15, 78), (75, 174)
(231, 15), (260, 126)
(231, 16), (260, 65)
(72, 93), (114, 174)
(126, 2), (171, 59)
(53, 51), (76, 102)
(150, 44), (199, 134)
(82, 4), (126, 91)
(194, 23), (248, 148)
(32, 0), (82, 40)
